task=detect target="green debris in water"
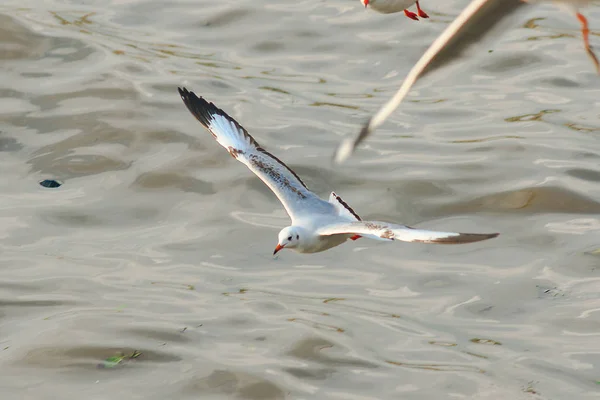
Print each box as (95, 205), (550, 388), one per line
(470, 338), (502, 346)
(151, 281), (195, 291)
(98, 350), (141, 369)
(323, 297), (344, 304)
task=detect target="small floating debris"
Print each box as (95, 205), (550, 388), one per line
(98, 350), (141, 369)
(470, 338), (502, 346)
(585, 248), (600, 256)
(39, 179), (63, 188)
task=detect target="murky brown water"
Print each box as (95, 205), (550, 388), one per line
(2, 1), (600, 398)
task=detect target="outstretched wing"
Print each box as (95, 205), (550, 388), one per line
(333, 0), (525, 163)
(328, 192), (361, 221)
(178, 88), (330, 221)
(316, 220), (498, 244)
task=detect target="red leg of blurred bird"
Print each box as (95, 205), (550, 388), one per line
(576, 12), (600, 74)
(416, 1), (429, 19)
(403, 9), (419, 20)
(350, 235), (362, 241)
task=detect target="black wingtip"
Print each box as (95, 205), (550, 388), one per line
(177, 87), (222, 129)
(429, 231), (499, 244)
(458, 232), (499, 244)
(177, 86), (264, 152)
(355, 120), (372, 149)
(477, 232), (500, 242)
(177, 87), (195, 104)
(332, 119), (373, 165)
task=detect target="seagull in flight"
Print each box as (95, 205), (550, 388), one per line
(334, 0), (600, 164)
(360, 0), (430, 20)
(178, 87), (498, 255)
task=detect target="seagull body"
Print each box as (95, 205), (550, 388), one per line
(178, 87), (498, 255)
(335, 0), (599, 164)
(361, 0), (429, 20)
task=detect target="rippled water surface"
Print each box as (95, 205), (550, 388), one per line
(2, 0), (600, 398)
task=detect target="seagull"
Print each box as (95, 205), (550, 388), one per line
(360, 0), (429, 20)
(334, 0), (600, 164)
(178, 87), (498, 255)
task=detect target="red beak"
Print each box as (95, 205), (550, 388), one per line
(363, 0), (369, 7)
(273, 243), (285, 255)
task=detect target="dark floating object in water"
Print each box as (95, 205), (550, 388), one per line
(39, 179), (63, 188)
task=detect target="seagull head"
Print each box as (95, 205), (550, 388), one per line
(360, 0), (369, 8)
(274, 226), (302, 255)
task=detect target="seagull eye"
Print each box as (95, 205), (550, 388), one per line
(296, 235), (299, 240)
(287, 236), (292, 241)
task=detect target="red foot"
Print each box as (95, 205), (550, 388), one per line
(576, 12), (600, 75)
(416, 1), (429, 19)
(403, 9), (419, 21)
(577, 12), (591, 50)
(350, 235), (362, 241)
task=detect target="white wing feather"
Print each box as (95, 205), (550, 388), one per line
(317, 220), (498, 244)
(334, 0), (525, 163)
(179, 88), (332, 222)
(328, 191), (361, 221)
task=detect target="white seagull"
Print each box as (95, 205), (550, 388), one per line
(178, 87), (498, 255)
(360, 0), (429, 20)
(335, 0), (600, 164)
